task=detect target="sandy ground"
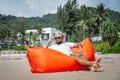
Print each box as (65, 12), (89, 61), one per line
(0, 54), (120, 80)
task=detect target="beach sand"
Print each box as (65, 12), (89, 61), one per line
(0, 54), (120, 80)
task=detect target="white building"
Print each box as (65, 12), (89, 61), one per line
(17, 27), (63, 46)
(40, 27), (62, 46)
(118, 32), (120, 37)
(90, 36), (102, 43)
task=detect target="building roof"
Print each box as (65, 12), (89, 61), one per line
(25, 29), (38, 34)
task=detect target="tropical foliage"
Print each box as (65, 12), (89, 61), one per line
(57, 1), (120, 42)
(102, 18), (119, 48)
(57, 0), (79, 41)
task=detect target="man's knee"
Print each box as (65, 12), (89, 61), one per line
(70, 54), (81, 60)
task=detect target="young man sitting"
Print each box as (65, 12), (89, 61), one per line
(44, 33), (100, 72)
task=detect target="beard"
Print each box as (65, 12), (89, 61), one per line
(56, 41), (62, 44)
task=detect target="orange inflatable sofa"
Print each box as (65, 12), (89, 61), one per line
(26, 38), (95, 73)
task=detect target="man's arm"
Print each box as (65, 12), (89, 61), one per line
(74, 43), (83, 53)
(44, 37), (54, 48)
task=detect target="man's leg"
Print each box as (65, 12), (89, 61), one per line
(70, 54), (100, 72)
(78, 54), (88, 61)
(70, 54), (88, 62)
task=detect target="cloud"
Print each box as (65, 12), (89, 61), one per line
(78, 0), (95, 7)
(78, 0), (109, 8)
(0, 0), (16, 15)
(0, 0), (31, 17)
(45, 9), (57, 14)
(107, 0), (120, 12)
(26, 0), (40, 10)
(0, 0), (119, 17)
(25, 0), (68, 17)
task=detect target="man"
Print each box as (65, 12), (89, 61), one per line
(44, 33), (100, 72)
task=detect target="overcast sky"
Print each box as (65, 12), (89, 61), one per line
(0, 0), (120, 17)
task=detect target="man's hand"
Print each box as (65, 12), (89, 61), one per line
(74, 43), (83, 54)
(44, 37), (54, 48)
(48, 37), (55, 43)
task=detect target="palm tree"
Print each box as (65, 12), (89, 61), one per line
(0, 26), (15, 48)
(57, 0), (79, 41)
(19, 27), (26, 45)
(96, 3), (110, 41)
(35, 24), (44, 45)
(0, 28), (6, 42)
(77, 5), (90, 39)
(5, 28), (12, 48)
(31, 33), (38, 47)
(102, 18), (118, 48)
(57, 5), (65, 32)
(29, 31), (33, 46)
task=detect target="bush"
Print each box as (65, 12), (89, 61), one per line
(0, 48), (8, 51)
(0, 46), (26, 51)
(92, 42), (108, 53)
(93, 38), (120, 54)
(11, 46), (25, 50)
(0, 45), (33, 51)
(103, 38), (120, 54)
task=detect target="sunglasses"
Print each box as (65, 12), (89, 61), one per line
(55, 37), (63, 39)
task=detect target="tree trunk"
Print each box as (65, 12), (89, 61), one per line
(100, 23), (103, 42)
(66, 33), (70, 42)
(106, 36), (111, 48)
(83, 28), (85, 39)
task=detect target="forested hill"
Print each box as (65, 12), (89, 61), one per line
(26, 13), (57, 28)
(0, 13), (57, 26)
(0, 7), (120, 33)
(0, 13), (57, 33)
(109, 10), (120, 23)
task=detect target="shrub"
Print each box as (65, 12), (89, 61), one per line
(103, 38), (120, 54)
(93, 38), (120, 54)
(0, 48), (8, 51)
(92, 42), (108, 52)
(11, 46), (25, 50)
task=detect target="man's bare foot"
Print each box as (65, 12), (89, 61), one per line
(90, 59), (101, 72)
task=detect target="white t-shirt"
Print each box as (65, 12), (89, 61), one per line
(49, 42), (75, 56)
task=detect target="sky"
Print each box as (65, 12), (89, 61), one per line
(0, 0), (120, 17)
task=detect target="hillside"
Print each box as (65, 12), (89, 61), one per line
(0, 7), (120, 34)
